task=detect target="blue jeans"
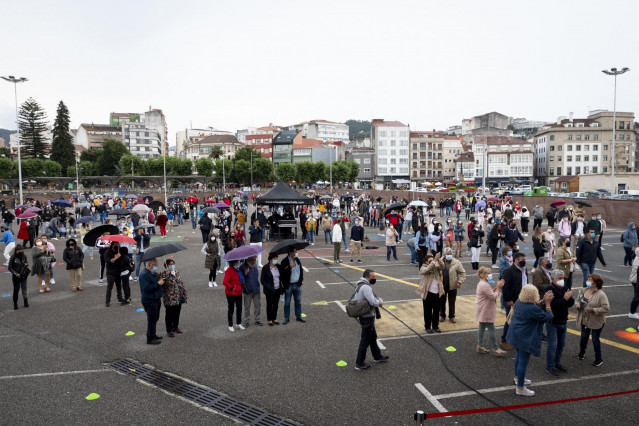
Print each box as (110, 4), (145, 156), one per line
(397, 222), (403, 240)
(580, 263), (596, 287)
(624, 246), (634, 266)
(386, 245), (397, 260)
(99, 212), (106, 224)
(546, 322), (567, 369)
(342, 232), (349, 250)
(191, 217), (197, 230)
(579, 324), (604, 361)
(306, 231), (314, 244)
(284, 283), (302, 320)
(324, 229), (332, 243)
(408, 244), (416, 263)
(514, 349), (531, 387)
(135, 252), (145, 277)
(48, 225), (58, 238)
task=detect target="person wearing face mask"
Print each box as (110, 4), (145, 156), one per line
(469, 222), (484, 270)
(586, 213), (602, 241)
(503, 220), (525, 250)
(241, 256), (262, 327)
(532, 257), (553, 299)
(475, 266), (506, 356)
(576, 228), (607, 288)
(8, 245), (29, 309)
(385, 224), (399, 261)
(281, 247), (305, 324)
(332, 219), (343, 263)
(31, 237), (51, 293)
(575, 274), (609, 367)
(439, 247), (466, 324)
(500, 252), (528, 350)
(571, 215), (585, 247)
(543, 269), (574, 377)
(261, 253), (284, 325)
(353, 269), (388, 370)
(104, 242), (124, 307)
(248, 219), (264, 268)
(321, 214), (333, 245)
(499, 246), (514, 314)
(543, 226), (556, 264)
(63, 238), (84, 292)
(202, 232), (221, 287)
(160, 259), (188, 337)
(133, 227), (151, 281)
(628, 248), (639, 319)
(555, 237), (577, 290)
(596, 214), (606, 245)
(138, 257), (166, 344)
(558, 216), (572, 241)
(350, 218), (364, 264)
(418, 253), (443, 333)
(621, 222), (638, 267)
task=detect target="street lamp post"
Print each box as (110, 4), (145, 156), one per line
(329, 147), (334, 196)
(222, 156), (226, 193)
(75, 160), (80, 196)
(1, 75), (28, 206)
(602, 67), (630, 194)
(250, 151), (254, 190)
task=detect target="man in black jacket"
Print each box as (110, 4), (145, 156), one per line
(500, 252), (528, 350)
(350, 217), (365, 263)
(280, 247), (305, 324)
(576, 228), (607, 288)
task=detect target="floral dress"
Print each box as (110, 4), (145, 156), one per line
(161, 271), (188, 307)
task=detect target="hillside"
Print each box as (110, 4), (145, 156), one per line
(0, 128), (16, 146)
(344, 120), (370, 141)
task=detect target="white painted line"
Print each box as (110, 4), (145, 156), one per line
(335, 301), (347, 312)
(0, 369), (112, 380)
(376, 339), (386, 350)
(316, 280), (326, 289)
(415, 383), (449, 414)
(379, 326), (504, 342)
(302, 266), (309, 272)
(434, 369), (639, 400)
(321, 277), (421, 285)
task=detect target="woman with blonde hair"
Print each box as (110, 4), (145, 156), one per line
(475, 267), (506, 356)
(506, 284), (554, 397)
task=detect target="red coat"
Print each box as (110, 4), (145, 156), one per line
(155, 214), (168, 227)
(223, 267), (243, 295)
(17, 221), (29, 241)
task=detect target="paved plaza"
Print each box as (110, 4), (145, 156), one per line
(1, 214), (639, 425)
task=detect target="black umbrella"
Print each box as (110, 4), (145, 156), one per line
(269, 239), (309, 256)
(376, 197), (383, 202)
(202, 207), (220, 214)
(575, 200), (592, 207)
(142, 243), (188, 261)
(83, 224), (119, 246)
(383, 203), (407, 216)
(75, 216), (96, 225)
(148, 201), (165, 212)
(142, 196), (153, 203)
(109, 208), (131, 216)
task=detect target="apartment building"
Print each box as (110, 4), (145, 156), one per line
(345, 147), (375, 188)
(534, 110), (637, 187)
(74, 124), (122, 150)
(110, 109), (168, 159)
(288, 120), (349, 143)
(472, 136), (534, 186)
(371, 119), (410, 185)
(409, 131), (444, 182)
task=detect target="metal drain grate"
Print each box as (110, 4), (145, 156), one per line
(109, 359), (300, 426)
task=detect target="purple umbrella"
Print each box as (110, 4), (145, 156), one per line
(223, 245), (265, 261)
(475, 200), (486, 210)
(214, 202), (230, 209)
(17, 204), (30, 209)
(26, 207), (41, 212)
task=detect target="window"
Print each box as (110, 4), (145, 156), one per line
(390, 140), (397, 146)
(627, 134), (631, 140)
(557, 167), (562, 175)
(550, 145), (555, 151)
(363, 158), (370, 164)
(390, 149), (396, 156)
(584, 145), (589, 151)
(549, 156), (555, 161)
(576, 155), (581, 161)
(399, 158), (408, 164)
(363, 168), (370, 173)
(412, 144), (417, 150)
(576, 135), (581, 140)
(400, 167), (409, 173)
(619, 134), (625, 140)
(379, 167), (387, 173)
(567, 135), (573, 140)
(550, 135), (555, 141)
(558, 145), (563, 151)
(593, 166), (598, 173)
(390, 158), (396, 164)
(594, 134), (599, 140)
(380, 131), (387, 137)
(379, 140), (385, 147)
(567, 167), (572, 175)
(354, 159), (361, 164)
(603, 155), (608, 161)
(557, 156), (562, 161)
(378, 158), (387, 164)
(604, 145), (608, 150)
(584, 134), (590, 140)
(567, 145), (573, 151)
(576, 145), (581, 151)
(549, 168), (554, 176)
(567, 155), (572, 161)
(576, 166), (581, 175)
(390, 167), (396, 173)
(379, 149), (387, 156)
(593, 155), (598, 161)
(603, 167), (607, 173)
(420, 143), (426, 150)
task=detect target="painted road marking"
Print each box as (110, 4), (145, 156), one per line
(320, 277), (420, 285)
(302, 266), (309, 272)
(434, 369), (639, 400)
(339, 262), (419, 288)
(566, 328), (639, 354)
(335, 301), (346, 312)
(415, 383), (449, 414)
(0, 369), (112, 380)
(316, 280), (326, 289)
(377, 339), (386, 350)
(312, 297), (422, 306)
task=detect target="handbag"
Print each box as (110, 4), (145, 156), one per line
(346, 284), (371, 318)
(506, 302), (516, 325)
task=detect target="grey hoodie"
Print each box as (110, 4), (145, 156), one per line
(354, 277), (380, 318)
(532, 206), (544, 220)
(622, 222), (638, 249)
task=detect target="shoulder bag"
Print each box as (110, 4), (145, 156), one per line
(346, 284), (370, 318)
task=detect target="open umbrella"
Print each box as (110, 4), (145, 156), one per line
(320, 195), (332, 200)
(204, 199), (216, 203)
(487, 197), (499, 202)
(202, 207), (220, 214)
(550, 199), (566, 206)
(187, 196), (198, 203)
(52, 198), (72, 208)
(26, 207), (41, 212)
(132, 204), (149, 213)
(75, 216), (96, 225)
(307, 189), (315, 193)
(101, 235), (136, 244)
(142, 196), (153, 203)
(214, 202), (230, 209)
(408, 200), (427, 207)
(16, 204), (30, 209)
(575, 200), (592, 207)
(76, 202), (91, 208)
(148, 201), (165, 211)
(109, 208), (131, 216)
(383, 203), (406, 216)
(223, 245), (265, 262)
(18, 212), (37, 219)
(142, 243), (188, 261)
(596, 189), (610, 193)
(125, 194), (138, 199)
(269, 239), (309, 256)
(83, 224), (119, 246)
(475, 200), (487, 209)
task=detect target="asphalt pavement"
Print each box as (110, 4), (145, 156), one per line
(1, 213), (639, 425)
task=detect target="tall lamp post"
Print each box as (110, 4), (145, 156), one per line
(329, 145), (336, 196)
(250, 150), (254, 190)
(75, 160), (80, 196)
(602, 67), (630, 194)
(1, 75), (28, 206)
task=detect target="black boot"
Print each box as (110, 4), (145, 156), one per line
(14, 302), (18, 310)
(24, 299), (29, 308)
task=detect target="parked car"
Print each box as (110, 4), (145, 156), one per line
(567, 192), (587, 198)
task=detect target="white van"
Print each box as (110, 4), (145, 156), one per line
(619, 190), (639, 196)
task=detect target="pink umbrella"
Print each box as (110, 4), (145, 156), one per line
(18, 212), (37, 219)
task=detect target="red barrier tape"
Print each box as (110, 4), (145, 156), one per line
(427, 388), (639, 419)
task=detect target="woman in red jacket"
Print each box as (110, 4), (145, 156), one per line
(223, 259), (244, 332)
(156, 210), (168, 237)
(18, 220), (30, 248)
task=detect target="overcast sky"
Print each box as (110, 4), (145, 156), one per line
(1, 0), (638, 145)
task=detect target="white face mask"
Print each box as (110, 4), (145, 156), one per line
(210, 237), (215, 241)
(487, 274), (493, 281)
(556, 279), (565, 287)
(36, 242), (43, 246)
(445, 254), (452, 261)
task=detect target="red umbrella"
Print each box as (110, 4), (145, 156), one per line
(100, 235), (136, 244)
(18, 212), (37, 219)
(550, 199), (566, 206)
(205, 199), (215, 203)
(487, 197), (499, 201)
(187, 196), (198, 203)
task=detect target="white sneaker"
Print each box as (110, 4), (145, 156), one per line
(217, 270), (222, 274)
(492, 264), (499, 268)
(236, 324), (245, 330)
(53, 238), (59, 241)
(208, 282), (213, 287)
(628, 313), (639, 320)
(228, 326), (235, 332)
(213, 282), (218, 287)
(99, 279), (104, 284)
(49, 278), (55, 284)
(514, 377), (532, 386)
(516, 387), (535, 397)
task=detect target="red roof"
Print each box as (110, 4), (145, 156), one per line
(257, 126), (280, 131)
(372, 120), (407, 127)
(74, 145), (87, 152)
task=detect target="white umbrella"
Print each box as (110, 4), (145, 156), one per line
(435, 182), (442, 186)
(132, 204), (149, 213)
(409, 200), (428, 207)
(424, 182), (432, 187)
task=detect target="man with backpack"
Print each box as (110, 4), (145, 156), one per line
(352, 269), (388, 370)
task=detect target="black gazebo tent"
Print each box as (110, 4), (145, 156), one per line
(256, 182), (313, 205)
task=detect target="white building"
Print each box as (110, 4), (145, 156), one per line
(288, 120), (349, 143)
(177, 127), (230, 159)
(110, 109), (168, 159)
(371, 119), (410, 185)
(472, 136), (534, 186)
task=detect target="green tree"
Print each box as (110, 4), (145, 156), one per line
(96, 139), (129, 175)
(174, 158), (193, 176)
(80, 149), (102, 164)
(0, 157), (14, 178)
(231, 159), (251, 184)
(50, 101), (75, 175)
(195, 158), (214, 177)
(0, 147), (11, 158)
(312, 162), (327, 183)
(345, 160), (360, 182)
(21, 158), (45, 177)
(294, 161), (315, 185)
(330, 161), (349, 183)
(234, 146), (261, 162)
(44, 159), (62, 177)
(79, 161), (95, 176)
(208, 145), (223, 159)
(251, 157), (274, 184)
(119, 154), (146, 177)
(213, 158), (233, 182)
(344, 119), (371, 141)
(275, 163), (296, 182)
(144, 157), (164, 175)
(18, 97), (48, 158)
